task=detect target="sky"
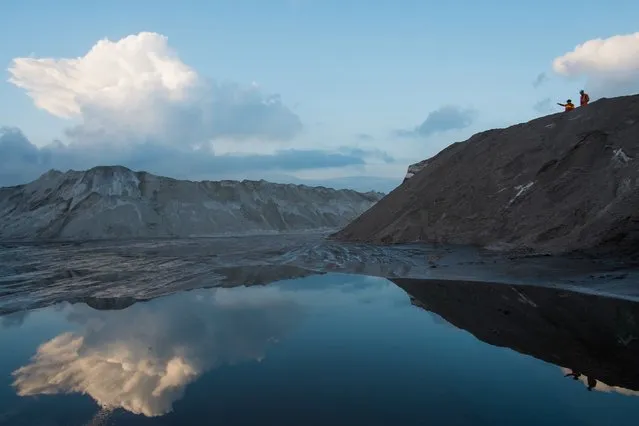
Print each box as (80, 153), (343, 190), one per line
(1, 0), (638, 192)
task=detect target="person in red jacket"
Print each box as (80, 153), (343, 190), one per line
(579, 90), (590, 106)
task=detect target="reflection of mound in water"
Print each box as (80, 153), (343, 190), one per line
(212, 264), (321, 287)
(83, 296), (141, 311)
(393, 278), (639, 392)
(12, 287), (305, 417)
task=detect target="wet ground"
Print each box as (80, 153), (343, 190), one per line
(1, 232), (638, 315)
(1, 273), (639, 425)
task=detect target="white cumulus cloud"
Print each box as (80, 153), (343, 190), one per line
(7, 32), (302, 146)
(552, 32), (639, 97)
(9, 32), (197, 119)
(2, 32), (400, 190)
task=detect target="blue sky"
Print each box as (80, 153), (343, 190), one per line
(1, 0), (638, 191)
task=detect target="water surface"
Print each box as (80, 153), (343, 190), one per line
(2, 273), (639, 425)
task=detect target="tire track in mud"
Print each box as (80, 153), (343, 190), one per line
(1, 232), (637, 315)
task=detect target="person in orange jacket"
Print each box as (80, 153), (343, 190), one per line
(579, 90), (590, 106)
(557, 99), (575, 111)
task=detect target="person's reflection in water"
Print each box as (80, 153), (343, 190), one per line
(564, 369), (581, 380)
(564, 369), (599, 391)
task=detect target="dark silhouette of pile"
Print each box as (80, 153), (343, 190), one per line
(332, 94), (639, 256)
(393, 277), (639, 392)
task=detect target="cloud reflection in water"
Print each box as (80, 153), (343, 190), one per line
(12, 286), (307, 417)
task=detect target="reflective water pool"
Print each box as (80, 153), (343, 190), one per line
(1, 273), (638, 425)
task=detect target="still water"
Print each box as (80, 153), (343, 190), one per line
(1, 273), (638, 425)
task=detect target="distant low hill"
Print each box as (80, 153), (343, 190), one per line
(0, 166), (383, 240)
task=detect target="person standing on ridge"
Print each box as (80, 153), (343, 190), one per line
(557, 99), (575, 111)
(580, 90), (590, 106)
